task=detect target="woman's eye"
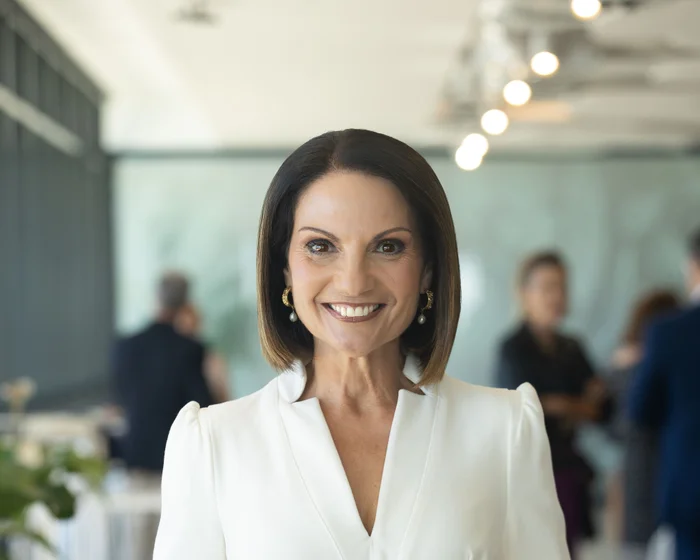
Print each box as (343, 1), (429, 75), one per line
(306, 240), (333, 254)
(376, 240), (404, 255)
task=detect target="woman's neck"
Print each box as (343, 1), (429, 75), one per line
(302, 342), (413, 410)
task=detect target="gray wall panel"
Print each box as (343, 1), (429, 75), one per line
(0, 0), (111, 410)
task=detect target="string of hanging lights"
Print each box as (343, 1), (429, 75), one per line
(455, 0), (604, 170)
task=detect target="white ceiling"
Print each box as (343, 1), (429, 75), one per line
(17, 0), (700, 153)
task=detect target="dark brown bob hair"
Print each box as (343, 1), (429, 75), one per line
(256, 129), (461, 386)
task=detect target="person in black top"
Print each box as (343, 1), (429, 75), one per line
(112, 272), (215, 473)
(495, 251), (607, 559)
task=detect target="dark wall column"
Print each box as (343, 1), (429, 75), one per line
(0, 0), (112, 409)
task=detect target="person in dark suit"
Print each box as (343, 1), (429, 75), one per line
(112, 272), (215, 473)
(495, 251), (608, 559)
(630, 228), (700, 560)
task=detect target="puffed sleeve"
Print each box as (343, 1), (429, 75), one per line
(505, 383), (570, 559)
(153, 402), (226, 559)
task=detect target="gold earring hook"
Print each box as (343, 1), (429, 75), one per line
(282, 287), (298, 322)
(422, 289), (434, 311)
(417, 289), (434, 325)
(282, 286), (293, 309)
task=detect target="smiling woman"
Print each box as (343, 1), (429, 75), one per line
(153, 129), (570, 560)
(257, 130), (461, 387)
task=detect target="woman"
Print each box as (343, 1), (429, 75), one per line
(175, 303), (232, 403)
(154, 130), (568, 559)
(495, 251), (607, 558)
(606, 290), (679, 559)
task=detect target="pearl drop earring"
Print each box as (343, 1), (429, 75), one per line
(282, 287), (298, 322)
(417, 289), (434, 325)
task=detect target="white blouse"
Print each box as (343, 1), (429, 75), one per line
(154, 361), (569, 559)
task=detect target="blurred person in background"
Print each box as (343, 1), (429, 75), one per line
(606, 290), (680, 559)
(495, 251), (608, 559)
(175, 303), (231, 403)
(111, 272), (215, 559)
(630, 228), (700, 560)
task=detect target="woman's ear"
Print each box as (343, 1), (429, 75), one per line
(284, 267), (292, 287)
(420, 266), (433, 293)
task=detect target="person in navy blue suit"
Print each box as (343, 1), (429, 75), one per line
(630, 228), (700, 560)
(112, 272), (215, 473)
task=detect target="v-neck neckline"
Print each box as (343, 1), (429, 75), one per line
(276, 359), (440, 556)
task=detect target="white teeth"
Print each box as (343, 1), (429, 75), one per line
(329, 304), (380, 317)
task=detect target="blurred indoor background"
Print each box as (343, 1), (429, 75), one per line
(1, 0), (699, 558)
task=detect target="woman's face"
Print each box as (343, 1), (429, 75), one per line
(285, 171), (431, 359)
(520, 265), (568, 330)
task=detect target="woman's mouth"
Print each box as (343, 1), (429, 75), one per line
(323, 303), (385, 322)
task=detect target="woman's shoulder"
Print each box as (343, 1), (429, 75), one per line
(440, 374), (537, 398)
(169, 376), (280, 444)
(436, 377), (546, 463)
(203, 376), (279, 426)
(439, 375), (541, 421)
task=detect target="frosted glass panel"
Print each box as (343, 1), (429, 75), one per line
(113, 156), (700, 397)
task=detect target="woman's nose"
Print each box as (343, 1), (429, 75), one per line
(334, 252), (374, 297)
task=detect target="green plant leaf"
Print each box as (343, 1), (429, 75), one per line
(30, 465), (53, 487)
(46, 449), (107, 490)
(0, 462), (42, 518)
(0, 442), (14, 461)
(41, 484), (75, 520)
(0, 488), (33, 518)
(0, 437), (107, 552)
